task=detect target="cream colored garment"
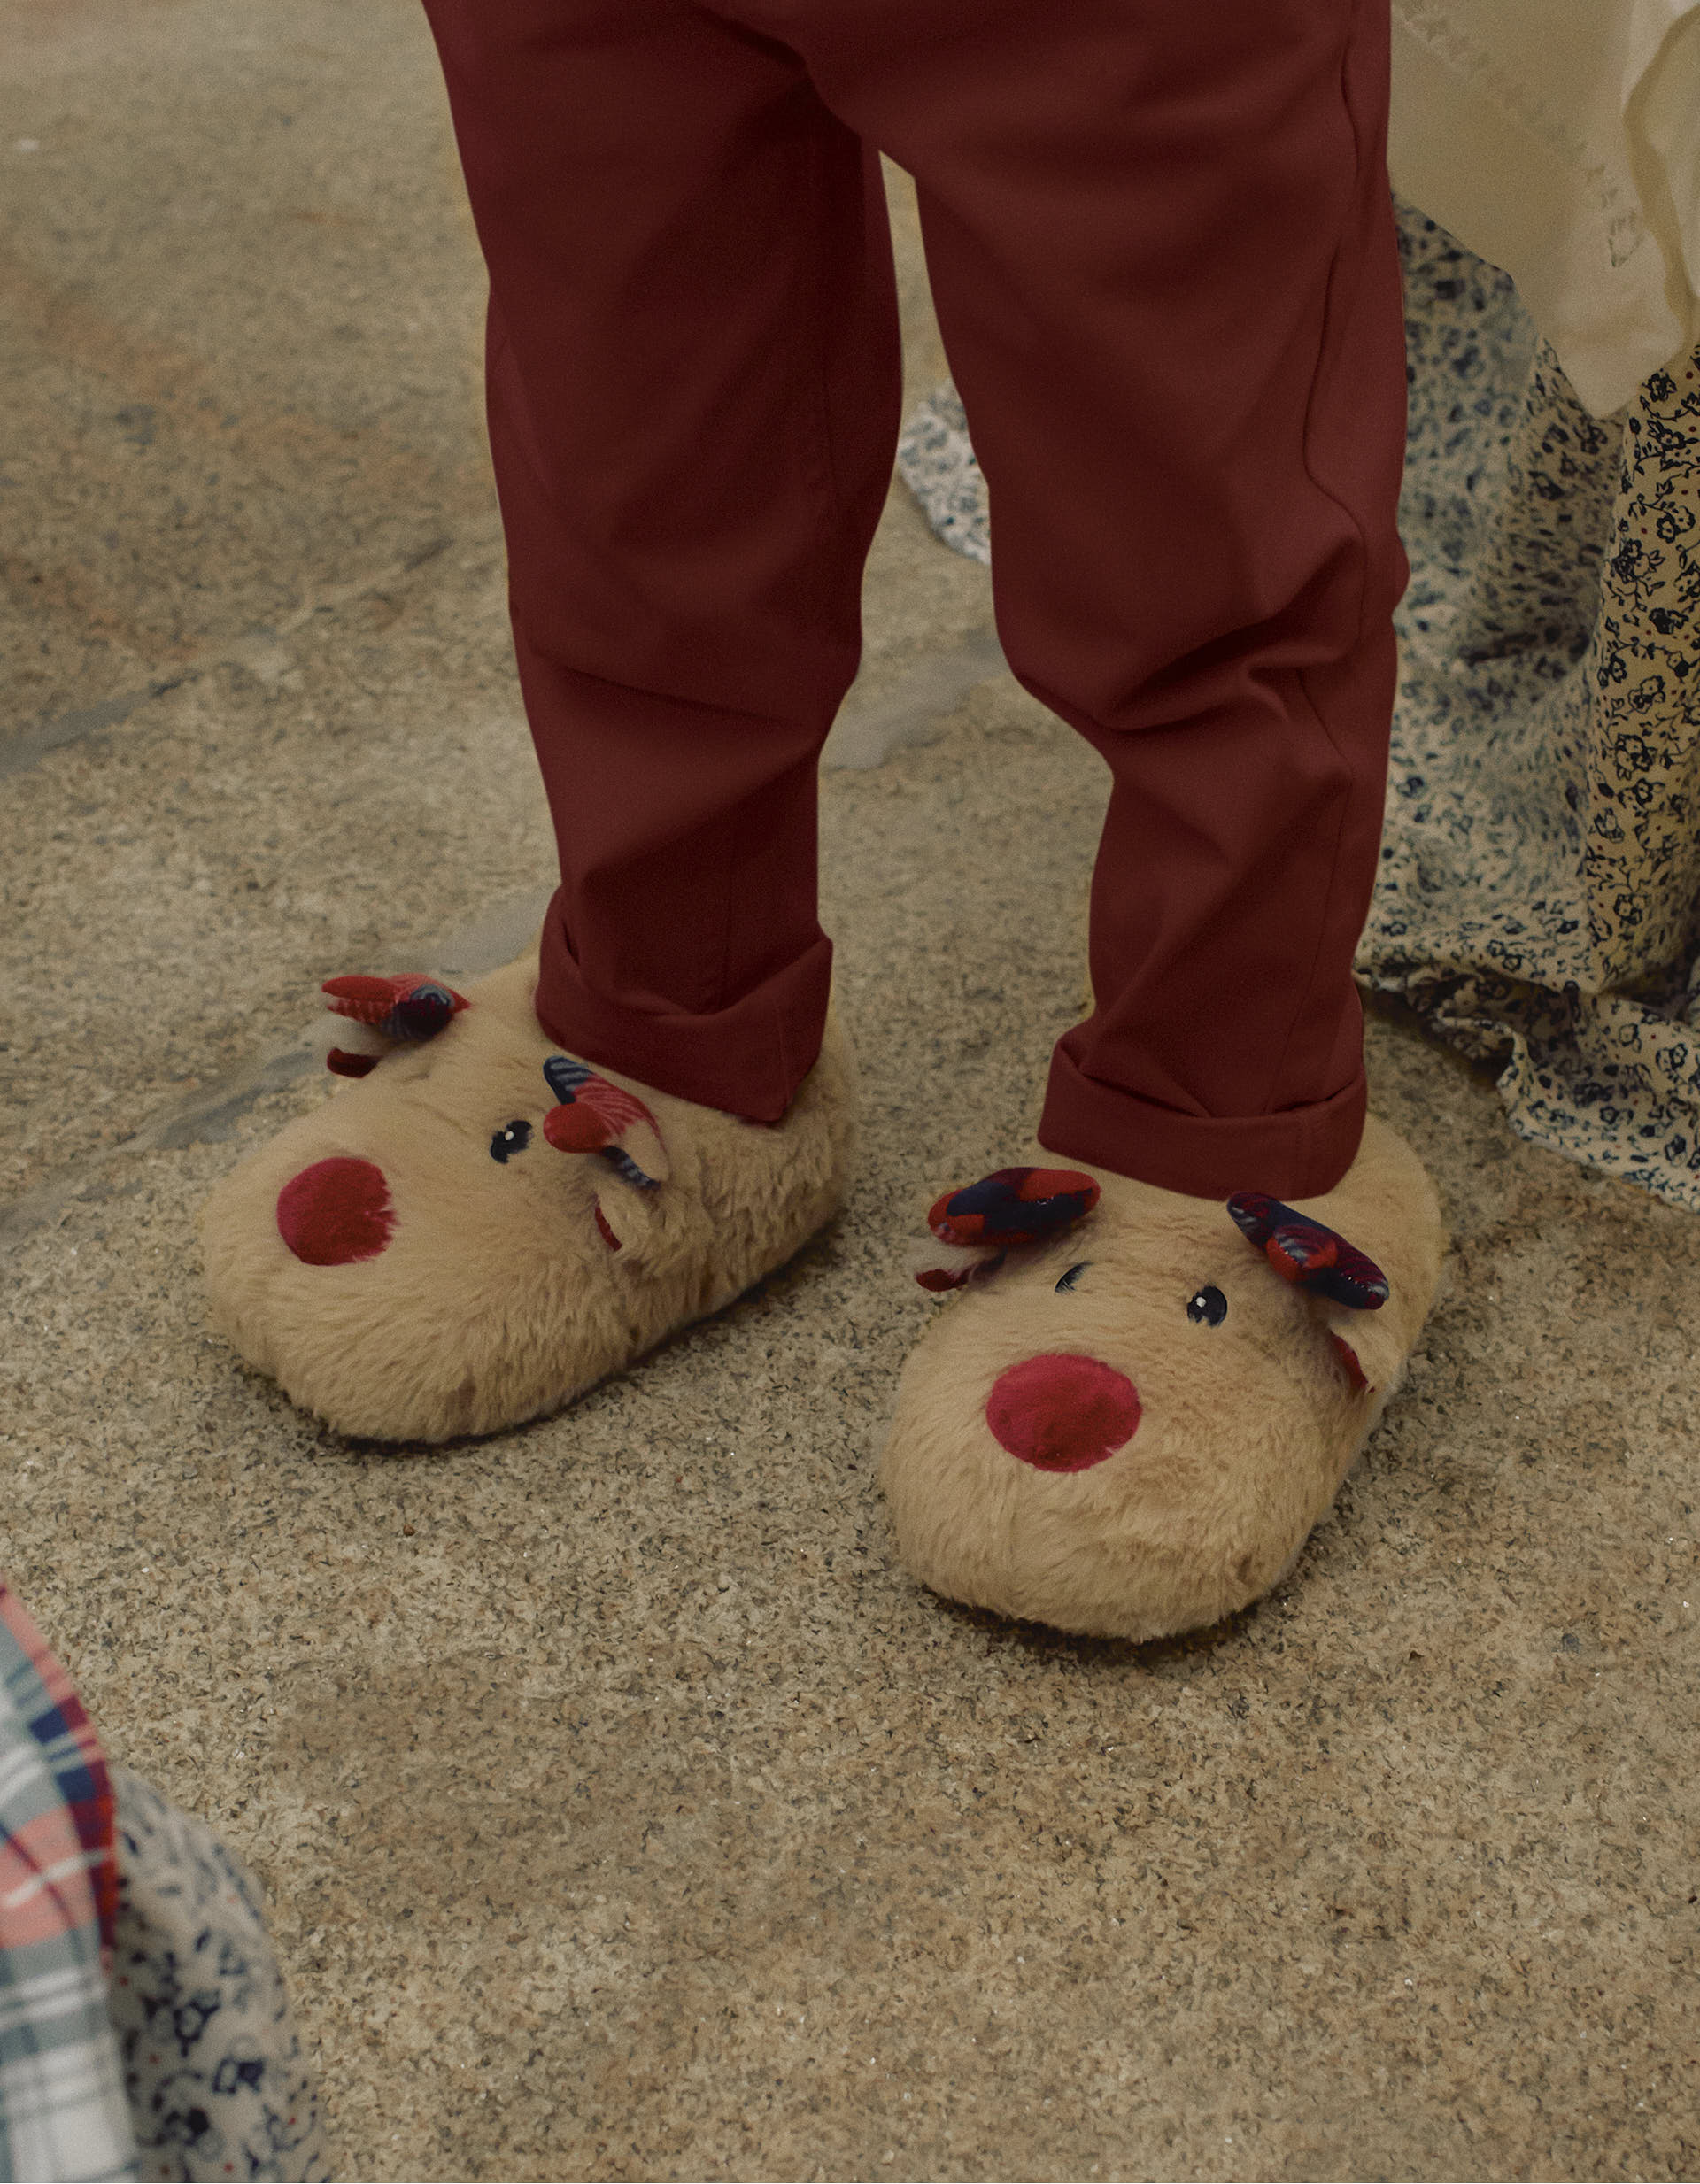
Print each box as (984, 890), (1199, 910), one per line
(1387, 0), (1700, 415)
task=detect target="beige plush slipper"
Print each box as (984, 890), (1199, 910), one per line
(199, 950), (855, 1441)
(878, 1116), (1444, 1641)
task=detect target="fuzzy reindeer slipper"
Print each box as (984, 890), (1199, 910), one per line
(879, 1116), (1444, 1641)
(199, 951), (856, 1441)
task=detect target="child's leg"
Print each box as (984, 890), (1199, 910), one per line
(201, 0), (891, 1439)
(723, 0), (1443, 1637)
(421, 0), (905, 1119)
(748, 0), (1409, 1200)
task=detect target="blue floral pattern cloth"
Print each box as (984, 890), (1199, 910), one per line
(106, 1770), (331, 2184)
(1364, 207), (1700, 1212)
(897, 197), (1700, 1215)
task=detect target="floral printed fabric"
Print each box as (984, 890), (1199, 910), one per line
(1365, 205), (1700, 1213)
(895, 197), (1700, 1215)
(895, 391), (990, 568)
(106, 1768), (331, 2184)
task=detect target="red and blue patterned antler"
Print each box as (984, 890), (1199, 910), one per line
(1226, 1192), (1388, 1310)
(915, 1167), (1101, 1291)
(928, 1168), (1101, 1247)
(320, 975), (468, 1076)
(541, 1055), (665, 1190)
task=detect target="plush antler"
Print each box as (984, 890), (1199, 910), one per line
(540, 1056), (670, 1189)
(318, 975), (469, 1077)
(1225, 1192), (1389, 1310)
(1225, 1194), (1391, 1395)
(914, 1167), (1100, 1292)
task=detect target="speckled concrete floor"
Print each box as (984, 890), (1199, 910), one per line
(4, 4), (1698, 2180)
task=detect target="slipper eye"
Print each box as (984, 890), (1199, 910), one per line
(1055, 1262), (1089, 1293)
(1186, 1285), (1228, 1326)
(490, 1118), (534, 1164)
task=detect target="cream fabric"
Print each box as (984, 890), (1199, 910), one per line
(1387, 0), (1700, 416)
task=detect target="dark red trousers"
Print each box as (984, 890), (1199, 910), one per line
(421, 0), (1409, 1200)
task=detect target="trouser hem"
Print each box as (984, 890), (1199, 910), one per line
(1037, 1042), (1368, 1201)
(534, 897), (832, 1121)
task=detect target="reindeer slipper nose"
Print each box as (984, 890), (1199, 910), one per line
(985, 1353), (1141, 1473)
(276, 1156), (395, 1266)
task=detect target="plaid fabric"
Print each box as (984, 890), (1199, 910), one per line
(0, 1585), (136, 2183)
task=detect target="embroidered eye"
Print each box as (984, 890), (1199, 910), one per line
(1186, 1285), (1228, 1327)
(489, 1119), (533, 1164)
(1055, 1262), (1089, 1293)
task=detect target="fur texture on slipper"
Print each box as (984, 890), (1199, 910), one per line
(878, 1115), (1444, 1640)
(199, 950), (856, 1441)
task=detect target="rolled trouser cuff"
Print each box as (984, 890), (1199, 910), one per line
(1038, 1040), (1367, 1202)
(535, 897), (831, 1123)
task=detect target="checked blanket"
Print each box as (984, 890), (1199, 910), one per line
(0, 1586), (331, 2183)
(0, 1586), (135, 2183)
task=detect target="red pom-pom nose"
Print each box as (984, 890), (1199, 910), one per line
(985, 1353), (1140, 1473)
(276, 1156), (395, 1266)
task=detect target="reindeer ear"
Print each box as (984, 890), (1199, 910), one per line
(909, 1239), (1007, 1293)
(1326, 1329), (1371, 1393)
(1225, 1192), (1389, 1311)
(1320, 1302), (1422, 1400)
(318, 974), (469, 1076)
(912, 1166), (1099, 1291)
(575, 1171), (678, 1268)
(540, 1056), (672, 1189)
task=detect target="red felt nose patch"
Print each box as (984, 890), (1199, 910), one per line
(276, 1156), (395, 1266)
(985, 1353), (1141, 1473)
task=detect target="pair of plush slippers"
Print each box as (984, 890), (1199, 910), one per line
(200, 949), (1445, 1642)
